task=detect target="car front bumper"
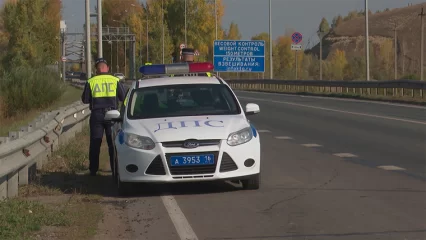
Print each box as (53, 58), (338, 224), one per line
(116, 137), (261, 183)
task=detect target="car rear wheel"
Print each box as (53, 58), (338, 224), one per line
(241, 173), (260, 190)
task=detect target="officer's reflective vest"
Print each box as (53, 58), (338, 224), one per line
(88, 74), (120, 110)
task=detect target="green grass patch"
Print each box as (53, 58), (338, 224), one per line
(14, 125), (106, 239)
(0, 84), (82, 136)
(0, 199), (69, 240)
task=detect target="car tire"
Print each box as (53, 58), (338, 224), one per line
(241, 173), (260, 190)
(116, 170), (131, 196)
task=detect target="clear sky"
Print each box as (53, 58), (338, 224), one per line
(1, 0), (425, 48)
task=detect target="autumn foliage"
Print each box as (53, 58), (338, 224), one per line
(98, 1), (411, 81)
(0, 0), (64, 117)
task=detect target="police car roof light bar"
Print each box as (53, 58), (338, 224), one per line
(139, 62), (214, 76)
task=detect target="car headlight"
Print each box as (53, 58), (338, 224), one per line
(227, 127), (253, 146)
(124, 133), (155, 150)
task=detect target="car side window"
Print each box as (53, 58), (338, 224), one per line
(120, 89), (130, 117)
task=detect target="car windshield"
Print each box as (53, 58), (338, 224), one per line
(127, 84), (241, 119)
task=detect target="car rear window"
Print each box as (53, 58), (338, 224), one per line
(127, 84), (241, 119)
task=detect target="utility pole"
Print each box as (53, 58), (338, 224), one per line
(60, 20), (66, 82)
(62, 37), (66, 82)
(402, 37), (405, 76)
(146, 4), (149, 62)
(185, 0), (187, 46)
(295, 50), (298, 80)
(419, 7), (425, 80)
(393, 22), (398, 80)
(85, 0), (92, 79)
(214, 0), (218, 76)
(97, 0), (102, 58)
(365, 0), (370, 81)
(318, 31), (324, 80)
(269, 0), (273, 79)
(162, 0), (165, 64)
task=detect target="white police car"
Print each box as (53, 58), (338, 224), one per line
(104, 62), (261, 195)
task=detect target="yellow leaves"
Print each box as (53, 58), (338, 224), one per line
(329, 49), (348, 80)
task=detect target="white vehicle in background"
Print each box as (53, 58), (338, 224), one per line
(105, 62), (261, 196)
(114, 73), (125, 82)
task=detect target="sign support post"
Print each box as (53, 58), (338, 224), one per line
(291, 32), (303, 80)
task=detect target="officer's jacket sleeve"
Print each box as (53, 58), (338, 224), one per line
(81, 81), (92, 104)
(117, 81), (126, 102)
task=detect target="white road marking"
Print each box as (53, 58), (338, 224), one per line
(301, 143), (322, 148)
(275, 136), (293, 140)
(238, 96), (426, 125)
(257, 130), (271, 133)
(237, 90), (426, 109)
(161, 195), (199, 240)
(377, 165), (406, 171)
(333, 153), (358, 158)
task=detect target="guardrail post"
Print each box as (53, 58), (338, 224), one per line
(18, 166), (28, 185)
(7, 170), (18, 198)
(0, 175), (6, 199)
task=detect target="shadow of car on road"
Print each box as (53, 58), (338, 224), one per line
(37, 170), (242, 198)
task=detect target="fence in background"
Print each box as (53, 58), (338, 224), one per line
(0, 84), (90, 200)
(225, 79), (426, 100)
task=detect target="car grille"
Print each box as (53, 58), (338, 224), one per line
(145, 155), (166, 175)
(219, 152), (238, 172)
(162, 139), (221, 148)
(165, 151), (219, 175)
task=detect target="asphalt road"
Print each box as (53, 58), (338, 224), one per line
(98, 91), (426, 240)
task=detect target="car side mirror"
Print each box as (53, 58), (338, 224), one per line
(104, 110), (122, 122)
(245, 103), (260, 116)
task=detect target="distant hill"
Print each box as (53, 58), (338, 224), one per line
(307, 3), (425, 79)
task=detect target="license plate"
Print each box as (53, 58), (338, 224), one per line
(170, 154), (215, 166)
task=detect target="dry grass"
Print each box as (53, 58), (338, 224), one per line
(1, 125), (114, 240)
(310, 3), (424, 75)
(0, 85), (83, 136)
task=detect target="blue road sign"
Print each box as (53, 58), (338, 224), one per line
(291, 32), (303, 44)
(213, 40), (265, 73)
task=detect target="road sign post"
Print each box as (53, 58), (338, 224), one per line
(291, 32), (303, 80)
(213, 40), (265, 73)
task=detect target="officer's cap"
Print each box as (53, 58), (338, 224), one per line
(181, 48), (195, 55)
(95, 58), (108, 66)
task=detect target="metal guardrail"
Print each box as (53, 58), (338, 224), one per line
(0, 84), (90, 200)
(225, 79), (426, 100)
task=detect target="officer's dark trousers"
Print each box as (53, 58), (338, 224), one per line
(89, 110), (114, 174)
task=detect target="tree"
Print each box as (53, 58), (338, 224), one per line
(332, 15), (343, 29)
(329, 49), (347, 80)
(2, 0), (62, 68)
(251, 33), (276, 79)
(318, 17), (330, 33)
(274, 36), (294, 78)
(144, 0), (174, 64)
(102, 0), (143, 73)
(71, 63), (80, 72)
(224, 22), (241, 40)
(166, 0), (225, 61)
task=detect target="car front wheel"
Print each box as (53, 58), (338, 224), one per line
(116, 169), (132, 196)
(241, 173), (260, 190)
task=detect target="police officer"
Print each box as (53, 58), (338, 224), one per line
(81, 58), (126, 176)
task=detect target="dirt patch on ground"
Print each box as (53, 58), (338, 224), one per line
(92, 199), (133, 240)
(1, 125), (131, 240)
